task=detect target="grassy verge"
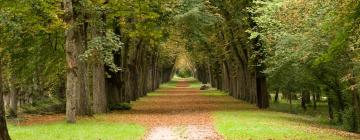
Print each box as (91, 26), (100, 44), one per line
(159, 80), (177, 88)
(147, 92), (167, 96)
(214, 111), (348, 140)
(201, 89), (228, 96)
(269, 100), (330, 124)
(9, 121), (145, 140)
(188, 79), (202, 88)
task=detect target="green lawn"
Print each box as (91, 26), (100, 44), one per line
(8, 121), (145, 140)
(213, 111), (349, 140)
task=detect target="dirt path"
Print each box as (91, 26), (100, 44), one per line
(104, 80), (224, 140)
(144, 81), (222, 140)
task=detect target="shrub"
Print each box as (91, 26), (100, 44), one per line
(21, 97), (65, 115)
(109, 103), (132, 111)
(176, 70), (192, 78)
(343, 107), (359, 132)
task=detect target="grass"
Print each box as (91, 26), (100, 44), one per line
(147, 92), (167, 96)
(8, 120), (145, 140)
(213, 111), (347, 140)
(160, 76), (201, 88)
(159, 80), (177, 88)
(188, 79), (202, 88)
(201, 89), (228, 96)
(268, 96), (340, 127)
(209, 91), (358, 139)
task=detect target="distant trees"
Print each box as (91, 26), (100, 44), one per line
(173, 0), (269, 108)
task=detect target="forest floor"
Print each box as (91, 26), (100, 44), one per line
(7, 78), (360, 140)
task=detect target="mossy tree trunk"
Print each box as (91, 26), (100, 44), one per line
(0, 60), (11, 140)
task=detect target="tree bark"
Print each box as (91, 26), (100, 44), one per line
(92, 2), (108, 113)
(76, 17), (91, 116)
(93, 62), (107, 113)
(274, 88), (279, 103)
(0, 60), (11, 140)
(312, 92), (317, 110)
(349, 71), (360, 126)
(4, 94), (9, 113)
(8, 78), (17, 118)
(64, 0), (78, 123)
(256, 75), (269, 109)
(301, 91), (307, 111)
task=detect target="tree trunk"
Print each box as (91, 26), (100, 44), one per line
(256, 75), (269, 109)
(301, 91), (307, 111)
(77, 17), (91, 116)
(287, 91), (293, 113)
(349, 71), (360, 126)
(312, 92), (317, 110)
(93, 62), (107, 113)
(274, 88), (279, 103)
(8, 78), (17, 118)
(0, 60), (11, 140)
(4, 94), (9, 113)
(92, 3), (108, 113)
(326, 87), (334, 121)
(274, 88), (280, 103)
(64, 0), (78, 123)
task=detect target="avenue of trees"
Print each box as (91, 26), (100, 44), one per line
(1, 0), (360, 139)
(1, 0), (180, 139)
(175, 0), (360, 132)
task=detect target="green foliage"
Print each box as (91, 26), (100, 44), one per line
(109, 103), (132, 111)
(176, 69), (192, 78)
(0, 1), (66, 118)
(83, 31), (123, 72)
(343, 107), (359, 132)
(250, 0), (360, 131)
(21, 97), (65, 115)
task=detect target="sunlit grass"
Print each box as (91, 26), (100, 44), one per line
(214, 111), (348, 140)
(201, 90), (228, 96)
(159, 80), (178, 88)
(147, 92), (167, 96)
(8, 121), (145, 140)
(188, 79), (202, 88)
(268, 96), (337, 127)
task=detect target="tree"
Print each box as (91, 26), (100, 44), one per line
(250, 0), (360, 130)
(63, 0), (80, 123)
(172, 0), (270, 108)
(0, 59), (11, 140)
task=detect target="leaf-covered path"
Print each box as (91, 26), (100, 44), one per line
(104, 80), (224, 139)
(144, 81), (223, 140)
